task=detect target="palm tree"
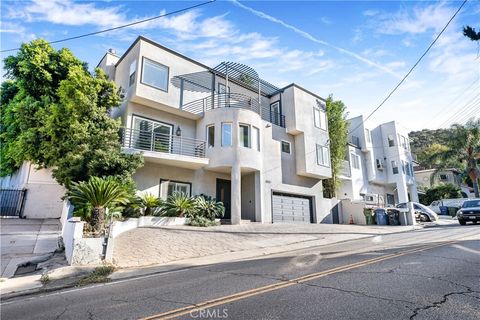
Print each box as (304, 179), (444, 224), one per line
(160, 192), (197, 218)
(67, 177), (130, 234)
(428, 120), (480, 197)
(140, 193), (161, 216)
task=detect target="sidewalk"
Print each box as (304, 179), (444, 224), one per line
(1, 219), (60, 279)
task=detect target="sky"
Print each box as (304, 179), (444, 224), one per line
(1, 0), (479, 131)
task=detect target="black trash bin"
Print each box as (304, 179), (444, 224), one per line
(386, 209), (401, 225)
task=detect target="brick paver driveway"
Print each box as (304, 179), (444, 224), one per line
(112, 223), (410, 268)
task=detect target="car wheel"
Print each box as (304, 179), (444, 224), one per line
(459, 219), (466, 225)
(419, 214), (430, 222)
(473, 221), (478, 224)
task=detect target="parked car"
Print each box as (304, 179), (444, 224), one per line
(429, 198), (469, 214)
(456, 199), (480, 225)
(396, 202), (438, 222)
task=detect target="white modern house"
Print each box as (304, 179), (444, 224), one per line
(339, 115), (419, 207)
(97, 36), (333, 225)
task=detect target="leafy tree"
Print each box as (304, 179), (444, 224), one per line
(322, 96), (348, 198)
(0, 39), (143, 188)
(463, 26), (480, 41)
(67, 177), (130, 234)
(419, 183), (463, 206)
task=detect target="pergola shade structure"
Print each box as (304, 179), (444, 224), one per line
(172, 62), (285, 126)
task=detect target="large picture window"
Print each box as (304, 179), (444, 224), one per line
(132, 116), (172, 152)
(141, 57), (169, 91)
(160, 180), (191, 200)
(222, 123), (232, 147)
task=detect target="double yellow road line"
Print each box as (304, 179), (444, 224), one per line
(141, 240), (457, 320)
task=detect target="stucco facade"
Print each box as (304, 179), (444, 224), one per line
(98, 36), (332, 224)
(339, 116), (419, 206)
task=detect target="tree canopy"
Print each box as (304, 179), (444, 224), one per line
(419, 183), (463, 206)
(322, 95), (348, 198)
(463, 26), (480, 41)
(0, 39), (143, 188)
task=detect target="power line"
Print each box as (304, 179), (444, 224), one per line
(0, 0), (216, 53)
(348, 0), (468, 135)
(439, 93), (480, 127)
(454, 104), (480, 125)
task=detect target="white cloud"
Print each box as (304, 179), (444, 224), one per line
(363, 9), (379, 17)
(320, 17), (331, 25)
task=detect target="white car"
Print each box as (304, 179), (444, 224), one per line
(429, 198), (469, 214)
(396, 202), (439, 222)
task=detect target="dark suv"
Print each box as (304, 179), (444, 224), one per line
(456, 199), (480, 225)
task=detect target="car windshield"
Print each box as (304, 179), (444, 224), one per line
(463, 200), (480, 208)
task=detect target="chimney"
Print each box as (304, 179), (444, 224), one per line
(108, 48), (116, 55)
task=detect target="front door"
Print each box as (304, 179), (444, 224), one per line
(216, 179), (231, 220)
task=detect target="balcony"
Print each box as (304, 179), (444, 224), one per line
(121, 128), (208, 169)
(182, 93), (285, 127)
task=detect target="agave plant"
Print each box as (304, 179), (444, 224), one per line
(140, 193), (161, 216)
(67, 176), (129, 234)
(194, 196), (225, 220)
(160, 192), (197, 218)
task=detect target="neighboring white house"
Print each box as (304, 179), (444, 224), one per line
(339, 115), (419, 207)
(97, 36), (333, 224)
(414, 168), (476, 198)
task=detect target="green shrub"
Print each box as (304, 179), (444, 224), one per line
(160, 192), (197, 217)
(140, 193), (162, 216)
(189, 216), (220, 227)
(194, 196), (224, 220)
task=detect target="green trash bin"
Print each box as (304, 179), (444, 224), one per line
(447, 207), (459, 217)
(364, 208), (374, 225)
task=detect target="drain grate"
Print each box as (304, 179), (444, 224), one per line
(14, 262), (38, 276)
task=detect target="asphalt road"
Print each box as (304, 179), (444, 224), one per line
(1, 224), (479, 320)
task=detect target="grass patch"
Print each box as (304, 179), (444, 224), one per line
(40, 274), (50, 285)
(74, 266), (115, 287)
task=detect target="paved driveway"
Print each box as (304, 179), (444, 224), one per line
(112, 223), (415, 268)
(0, 219), (60, 278)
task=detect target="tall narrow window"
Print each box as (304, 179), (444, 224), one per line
(141, 58), (169, 91)
(239, 124), (250, 148)
(365, 129), (371, 143)
(388, 135), (395, 147)
(251, 126), (260, 151)
(221, 123), (232, 147)
(392, 160), (399, 174)
(270, 101), (281, 126)
(317, 145), (330, 167)
(129, 60), (136, 87)
(319, 110), (327, 130)
(281, 141), (291, 154)
(207, 125), (215, 148)
(350, 153), (360, 169)
(314, 107), (321, 128)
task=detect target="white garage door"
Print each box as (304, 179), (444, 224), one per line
(272, 193), (312, 223)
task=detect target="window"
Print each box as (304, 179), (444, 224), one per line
(251, 126), (260, 151)
(365, 129), (371, 143)
(207, 125), (215, 148)
(270, 101), (281, 126)
(141, 57), (169, 91)
(314, 107), (327, 130)
(388, 135), (395, 147)
(281, 141), (291, 154)
(317, 145), (330, 166)
(401, 160), (406, 174)
(221, 123), (232, 147)
(129, 60), (136, 87)
(218, 83), (230, 94)
(376, 158), (384, 170)
(439, 173), (448, 181)
(132, 116), (172, 152)
(160, 180), (191, 200)
(239, 124), (250, 148)
(391, 160), (399, 174)
(350, 153), (360, 169)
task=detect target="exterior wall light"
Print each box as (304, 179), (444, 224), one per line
(176, 127), (182, 136)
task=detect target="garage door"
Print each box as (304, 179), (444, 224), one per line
(272, 193), (312, 223)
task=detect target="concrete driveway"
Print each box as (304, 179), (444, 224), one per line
(1, 219), (60, 278)
(112, 223), (417, 268)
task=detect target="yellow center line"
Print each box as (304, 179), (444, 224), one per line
(140, 240), (457, 320)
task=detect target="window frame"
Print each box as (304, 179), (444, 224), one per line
(140, 57), (169, 92)
(239, 123), (250, 148)
(391, 160), (399, 174)
(129, 60), (136, 87)
(270, 101), (282, 126)
(251, 126), (260, 151)
(159, 179), (192, 200)
(388, 135), (395, 147)
(131, 114), (174, 152)
(350, 152), (360, 169)
(365, 128), (371, 143)
(206, 124), (215, 148)
(218, 83), (231, 94)
(317, 144), (330, 167)
(221, 122), (233, 147)
(281, 140), (291, 154)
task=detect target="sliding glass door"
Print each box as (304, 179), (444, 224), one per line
(132, 116), (173, 153)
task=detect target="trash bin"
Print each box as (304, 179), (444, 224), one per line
(386, 209), (401, 225)
(374, 208), (388, 225)
(363, 208), (374, 225)
(439, 206), (448, 215)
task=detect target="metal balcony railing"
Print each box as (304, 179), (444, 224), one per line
(182, 93), (286, 127)
(121, 128), (206, 158)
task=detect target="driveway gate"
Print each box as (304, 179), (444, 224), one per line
(0, 189), (27, 217)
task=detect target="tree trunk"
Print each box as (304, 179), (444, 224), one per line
(91, 206), (106, 235)
(473, 179), (480, 198)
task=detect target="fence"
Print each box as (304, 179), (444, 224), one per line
(0, 189), (27, 217)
